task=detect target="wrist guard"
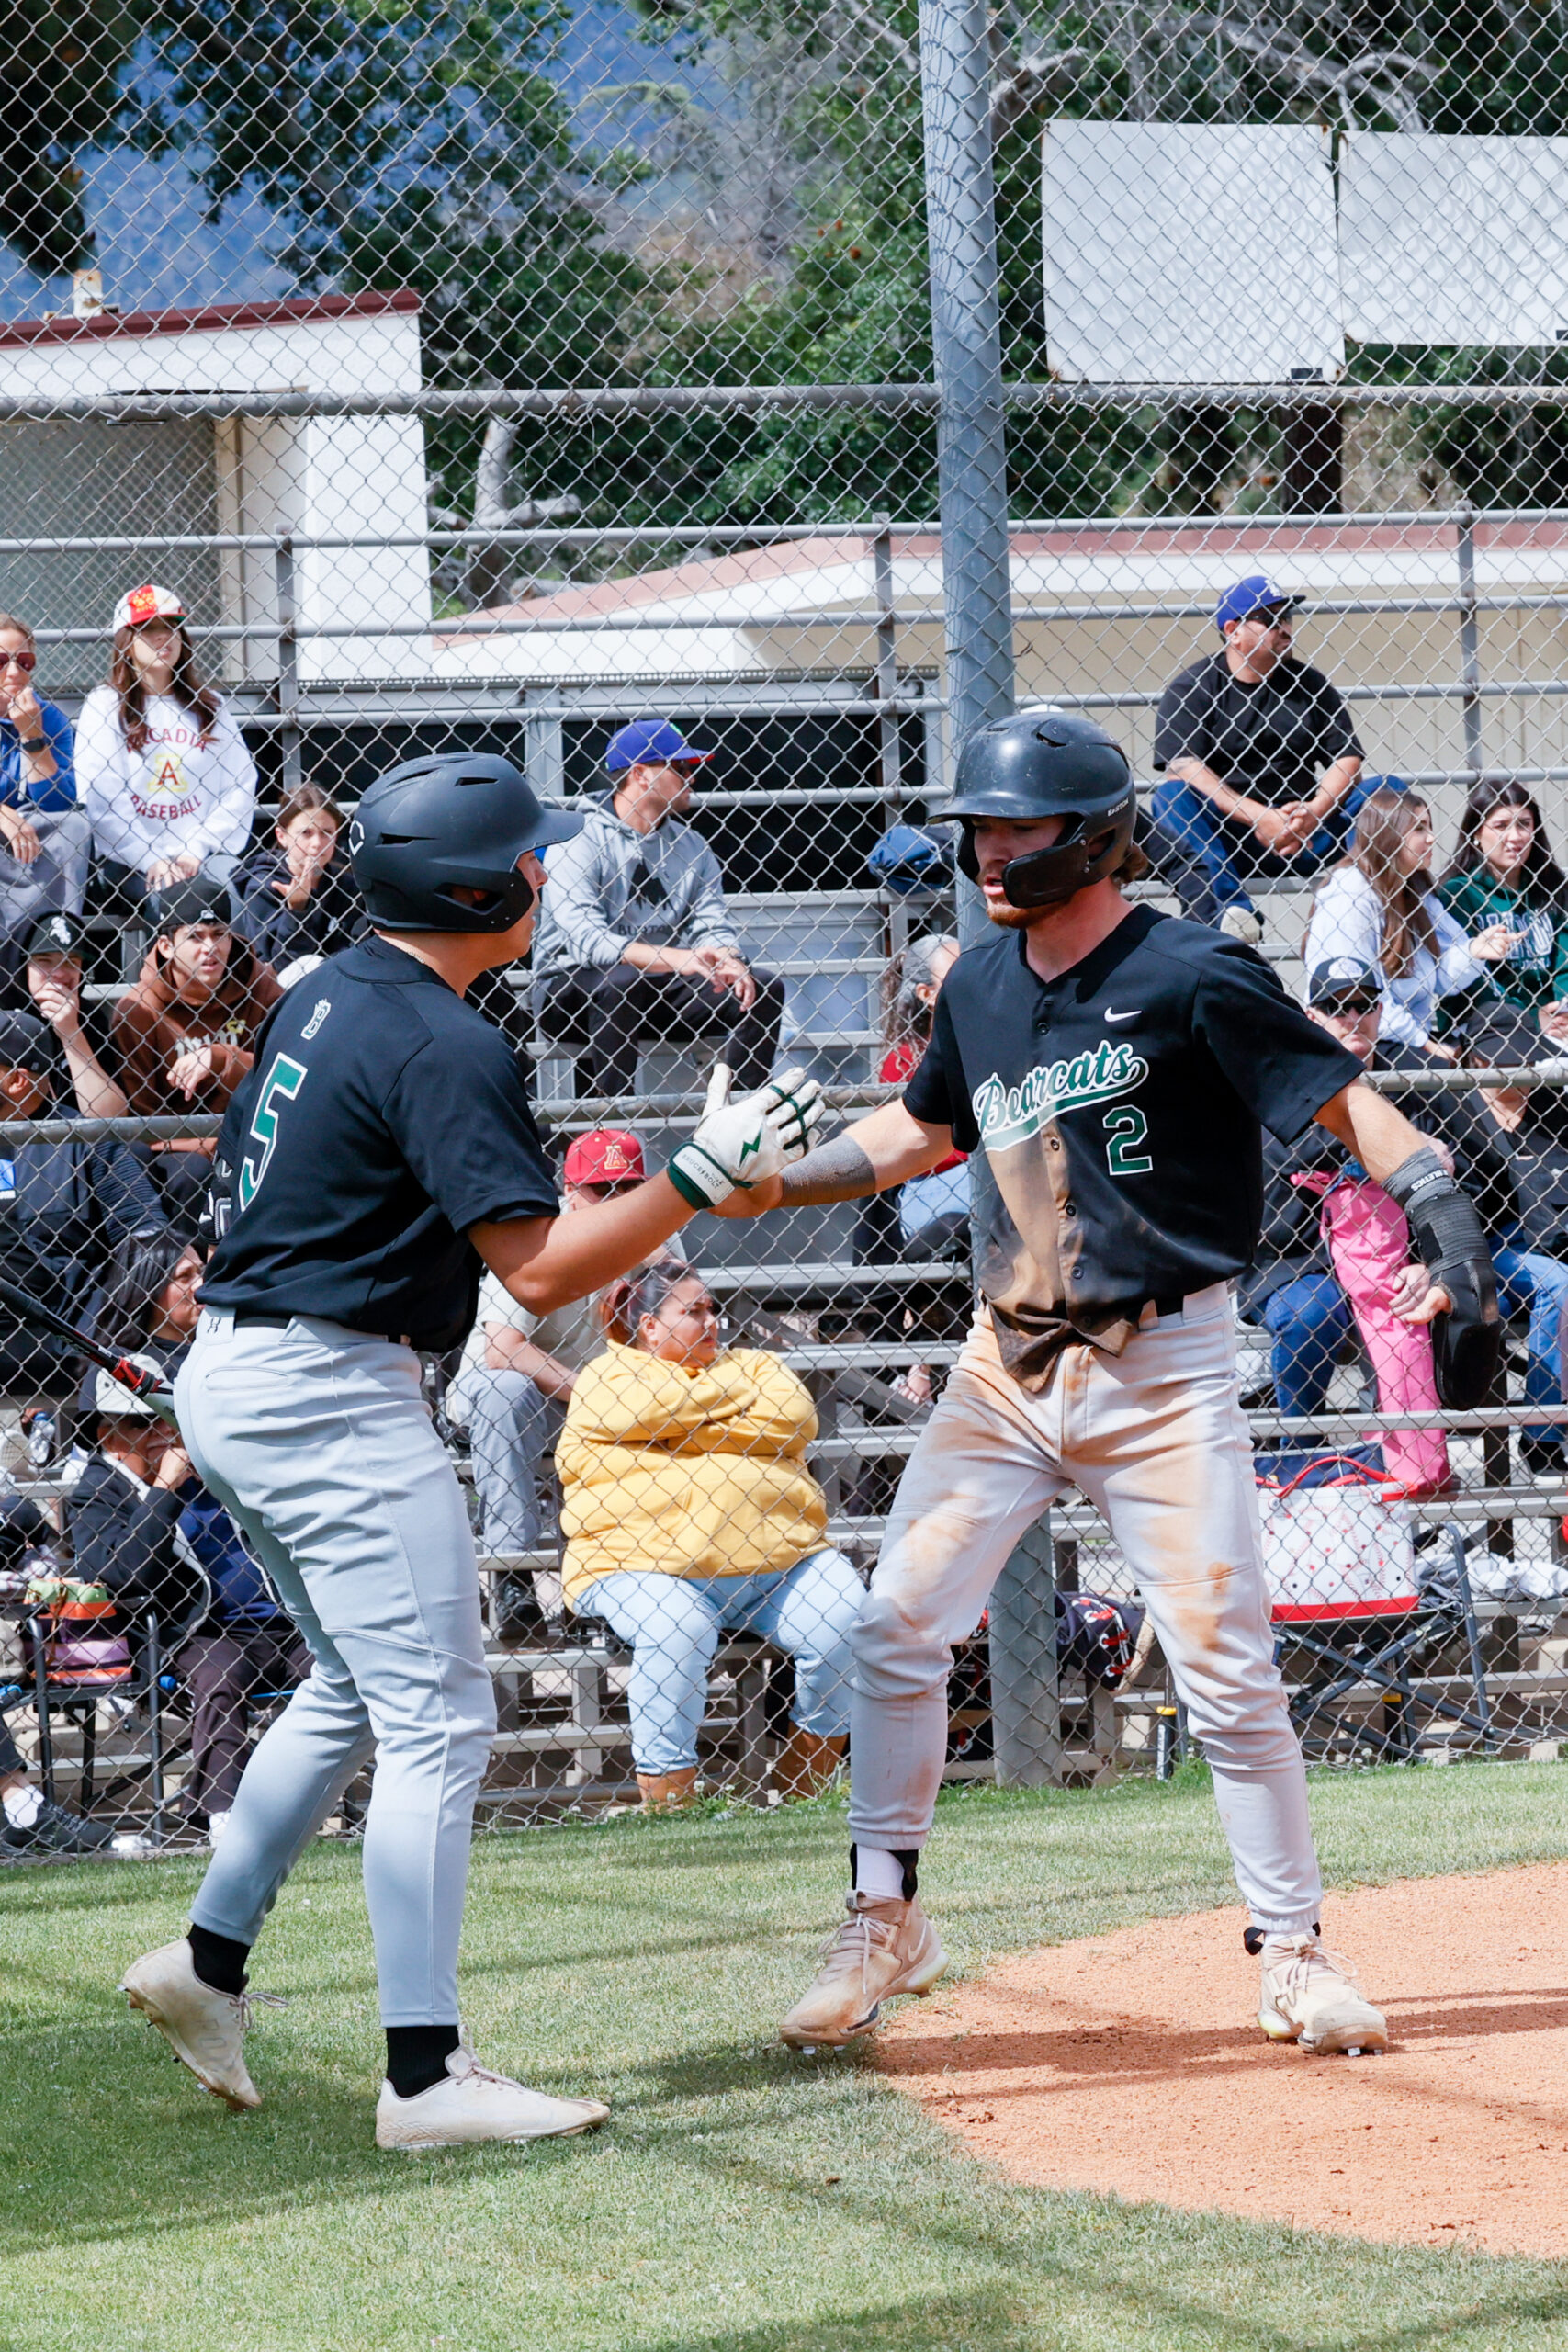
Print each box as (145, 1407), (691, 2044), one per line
(1383, 1146), (1502, 1408)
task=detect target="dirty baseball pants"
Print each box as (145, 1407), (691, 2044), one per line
(851, 1289), (1324, 1935)
(176, 1311), (496, 2025)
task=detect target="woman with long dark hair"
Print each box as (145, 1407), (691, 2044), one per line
(1304, 786), (1500, 1048)
(75, 585), (257, 949)
(1438, 779), (1568, 1014)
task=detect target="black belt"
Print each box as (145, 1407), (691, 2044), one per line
(1101, 1292), (1187, 1325)
(230, 1306), (413, 1345)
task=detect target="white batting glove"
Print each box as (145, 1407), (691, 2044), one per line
(667, 1065), (827, 1210)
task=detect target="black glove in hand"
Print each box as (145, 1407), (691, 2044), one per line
(1383, 1145), (1503, 1409)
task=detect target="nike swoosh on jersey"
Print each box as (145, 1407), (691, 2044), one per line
(1104, 1007), (1142, 1023)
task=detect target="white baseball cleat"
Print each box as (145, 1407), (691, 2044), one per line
(779, 1892), (947, 2050)
(1257, 1931), (1389, 2055)
(375, 2041), (610, 2152)
(120, 1939), (283, 2110)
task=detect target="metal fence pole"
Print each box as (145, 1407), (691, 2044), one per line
(872, 514), (903, 815)
(919, 0), (1015, 767)
(919, 0), (1054, 1786)
(274, 536), (303, 799)
(1457, 505), (1484, 775)
(987, 1514), (1061, 1784)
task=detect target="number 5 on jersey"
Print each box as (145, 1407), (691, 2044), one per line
(239, 1055), (308, 1212)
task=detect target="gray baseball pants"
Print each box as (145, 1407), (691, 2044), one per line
(177, 1309), (496, 2026)
(851, 1290), (1324, 1935)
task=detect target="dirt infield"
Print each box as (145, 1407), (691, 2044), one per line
(879, 1862), (1568, 2256)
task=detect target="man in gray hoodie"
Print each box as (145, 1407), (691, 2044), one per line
(532, 720), (784, 1099)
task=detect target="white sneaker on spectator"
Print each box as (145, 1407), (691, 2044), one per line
(206, 1810), (231, 1849)
(1218, 907), (1263, 945)
(120, 1939), (282, 2110)
(375, 2041), (609, 2152)
(111, 1830), (155, 1858)
(1258, 1931), (1388, 2054)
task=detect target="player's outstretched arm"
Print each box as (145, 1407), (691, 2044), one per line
(717, 1098), (953, 1218)
(473, 1179), (695, 1317)
(475, 1067), (829, 1308)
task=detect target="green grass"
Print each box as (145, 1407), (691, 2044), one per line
(6, 1762), (1568, 2352)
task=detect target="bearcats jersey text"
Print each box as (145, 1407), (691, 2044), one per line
(904, 907), (1361, 1388)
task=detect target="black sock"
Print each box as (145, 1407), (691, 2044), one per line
(385, 2023), (462, 2100)
(187, 1925), (250, 1996)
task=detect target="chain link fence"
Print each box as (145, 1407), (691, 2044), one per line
(5, 0), (1568, 1849)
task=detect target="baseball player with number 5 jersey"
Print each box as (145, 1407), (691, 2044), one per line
(724, 708), (1501, 2058)
(118, 752), (824, 2151)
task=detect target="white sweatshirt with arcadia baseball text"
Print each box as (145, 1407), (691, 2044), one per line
(74, 687), (259, 875)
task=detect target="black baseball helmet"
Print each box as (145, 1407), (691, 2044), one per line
(350, 753), (581, 933)
(945, 708), (1135, 909)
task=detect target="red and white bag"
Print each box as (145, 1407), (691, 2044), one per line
(1257, 1456), (1416, 1622)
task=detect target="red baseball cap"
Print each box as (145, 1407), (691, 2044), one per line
(563, 1129), (645, 1186)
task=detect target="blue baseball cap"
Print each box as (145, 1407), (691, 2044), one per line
(1215, 574), (1303, 634)
(604, 719), (714, 775)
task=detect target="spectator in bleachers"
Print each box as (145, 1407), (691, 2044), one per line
(1438, 780), (1568, 1019)
(69, 1353), (310, 1846)
(879, 933), (968, 1257)
(445, 1128), (682, 1641)
(111, 879), (282, 1233)
(0, 613), (90, 978)
(533, 719), (784, 1099)
(559, 1262), (863, 1808)
(1434, 1012), (1568, 1475)
(0, 1011), (164, 1400)
(1305, 786), (1501, 1052)
(84, 1230), (203, 1418)
(230, 783), (362, 978)
(75, 585), (257, 950)
(111, 878), (282, 1116)
(1242, 959), (1451, 1495)
(1151, 575), (1365, 942)
(20, 911), (128, 1118)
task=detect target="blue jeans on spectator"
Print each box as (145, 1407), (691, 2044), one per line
(1491, 1236), (1568, 1444)
(1150, 775), (1389, 918)
(1262, 1272), (1352, 1421)
(576, 1550), (864, 1774)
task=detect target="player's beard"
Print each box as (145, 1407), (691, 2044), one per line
(982, 894), (1053, 932)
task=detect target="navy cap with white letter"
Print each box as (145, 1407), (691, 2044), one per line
(1215, 573), (1304, 634)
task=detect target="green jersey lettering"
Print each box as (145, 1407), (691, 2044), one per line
(238, 1054), (308, 1212)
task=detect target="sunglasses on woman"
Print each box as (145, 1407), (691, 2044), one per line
(0, 651), (37, 673)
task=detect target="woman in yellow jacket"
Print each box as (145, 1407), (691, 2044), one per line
(559, 1262), (864, 1809)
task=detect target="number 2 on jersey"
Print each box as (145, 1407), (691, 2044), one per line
(1103, 1104), (1153, 1177)
(238, 1054), (308, 1212)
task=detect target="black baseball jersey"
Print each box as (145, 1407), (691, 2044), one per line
(903, 908), (1362, 1388)
(1153, 651), (1362, 808)
(198, 934), (558, 1350)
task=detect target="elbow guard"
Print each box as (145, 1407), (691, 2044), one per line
(1382, 1146), (1502, 1409)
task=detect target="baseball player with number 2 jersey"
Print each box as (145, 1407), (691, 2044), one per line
(725, 708), (1501, 2058)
